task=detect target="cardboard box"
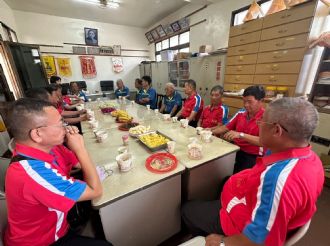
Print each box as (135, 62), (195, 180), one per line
(199, 45), (213, 53)
(177, 52), (191, 60)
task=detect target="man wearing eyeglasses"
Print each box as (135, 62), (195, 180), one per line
(212, 85), (265, 173)
(183, 97), (324, 246)
(4, 99), (111, 246)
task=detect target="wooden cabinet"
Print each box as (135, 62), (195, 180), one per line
(224, 0), (318, 115)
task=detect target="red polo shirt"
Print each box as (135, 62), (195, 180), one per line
(226, 108), (264, 155)
(5, 143), (86, 246)
(181, 93), (204, 120)
(200, 104), (229, 128)
(220, 146), (324, 246)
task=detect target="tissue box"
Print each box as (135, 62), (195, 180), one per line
(199, 45), (212, 53)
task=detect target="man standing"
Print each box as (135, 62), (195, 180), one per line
(160, 82), (182, 117)
(5, 98), (110, 246)
(138, 75), (157, 109)
(176, 80), (204, 127)
(114, 79), (130, 99)
(182, 97), (324, 246)
(198, 85), (228, 129)
(212, 85), (265, 173)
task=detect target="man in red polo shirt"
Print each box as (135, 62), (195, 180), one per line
(182, 97), (324, 246)
(4, 98), (111, 246)
(198, 85), (228, 129)
(176, 80), (204, 127)
(212, 85), (265, 173)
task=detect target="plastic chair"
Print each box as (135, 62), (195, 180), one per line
(284, 219), (311, 246)
(178, 236), (205, 246)
(100, 80), (114, 92)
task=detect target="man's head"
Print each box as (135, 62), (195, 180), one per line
(184, 80), (197, 96)
(116, 79), (124, 89)
(45, 85), (60, 105)
(7, 98), (66, 147)
(70, 82), (79, 94)
(210, 85), (224, 106)
(258, 97), (318, 150)
(50, 76), (61, 84)
(165, 82), (175, 97)
(142, 76), (152, 89)
(88, 29), (95, 39)
(242, 85), (265, 116)
(135, 78), (142, 90)
(25, 88), (50, 102)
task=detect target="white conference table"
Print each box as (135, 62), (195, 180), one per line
(82, 100), (239, 246)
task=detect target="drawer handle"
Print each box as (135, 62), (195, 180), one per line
(238, 56), (244, 61)
(236, 66), (243, 71)
(280, 13), (292, 19)
(238, 49), (245, 52)
(273, 55), (282, 59)
(235, 76), (241, 81)
(271, 64), (279, 71)
(275, 42), (285, 47)
(240, 38), (245, 42)
(269, 76), (277, 82)
(278, 29), (287, 34)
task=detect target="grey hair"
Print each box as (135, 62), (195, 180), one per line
(165, 82), (175, 89)
(267, 97), (319, 142)
(211, 85), (224, 95)
(116, 79), (123, 83)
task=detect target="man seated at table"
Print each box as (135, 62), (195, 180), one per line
(5, 98), (111, 246)
(198, 85), (228, 129)
(138, 75), (157, 109)
(114, 79), (130, 99)
(71, 82), (88, 102)
(160, 82), (182, 117)
(135, 78), (143, 103)
(182, 97), (324, 246)
(212, 85), (265, 173)
(176, 80), (204, 128)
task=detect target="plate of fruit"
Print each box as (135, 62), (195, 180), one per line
(128, 125), (152, 137)
(118, 122), (139, 131)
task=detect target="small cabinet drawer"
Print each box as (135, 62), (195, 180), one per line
(261, 18), (312, 41)
(262, 1), (316, 28)
(255, 61), (301, 74)
(229, 18), (263, 37)
(225, 64), (256, 75)
(227, 54), (258, 65)
(227, 42), (259, 56)
(259, 33), (308, 52)
(257, 48), (305, 63)
(223, 96), (244, 108)
(253, 74), (299, 86)
(229, 31), (261, 47)
(225, 74), (254, 84)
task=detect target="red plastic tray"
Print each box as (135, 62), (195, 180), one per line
(145, 153), (178, 174)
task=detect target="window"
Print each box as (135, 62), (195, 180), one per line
(155, 31), (190, 61)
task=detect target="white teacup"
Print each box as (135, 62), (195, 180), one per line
(89, 120), (99, 129)
(88, 98), (92, 102)
(131, 100), (135, 105)
(180, 119), (189, 128)
(119, 96), (123, 100)
(196, 127), (203, 135)
(118, 146), (128, 154)
(116, 153), (133, 172)
(172, 116), (178, 123)
(167, 141), (176, 154)
(154, 109), (159, 114)
(163, 114), (171, 121)
(96, 131), (108, 143)
(146, 105), (151, 110)
(201, 130), (212, 143)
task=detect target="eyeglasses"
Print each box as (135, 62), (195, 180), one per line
(29, 120), (69, 135)
(256, 120), (288, 132)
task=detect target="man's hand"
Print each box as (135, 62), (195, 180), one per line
(79, 109), (87, 114)
(65, 126), (86, 154)
(224, 130), (240, 141)
(205, 234), (223, 246)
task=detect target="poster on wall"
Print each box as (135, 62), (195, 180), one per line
(41, 56), (57, 78)
(84, 27), (98, 46)
(79, 56), (97, 79)
(145, 32), (154, 43)
(178, 17), (189, 30)
(163, 24), (174, 36)
(57, 58), (72, 77)
(112, 57), (123, 73)
(156, 25), (166, 38)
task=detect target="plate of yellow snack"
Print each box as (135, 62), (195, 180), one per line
(138, 131), (172, 151)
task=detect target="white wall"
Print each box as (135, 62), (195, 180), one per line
(12, 10), (150, 91)
(0, 0), (17, 32)
(148, 0), (252, 58)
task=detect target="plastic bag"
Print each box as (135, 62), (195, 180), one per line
(243, 1), (264, 22)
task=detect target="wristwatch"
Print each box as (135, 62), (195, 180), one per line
(220, 237), (226, 246)
(239, 132), (245, 139)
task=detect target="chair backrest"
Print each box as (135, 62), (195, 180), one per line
(100, 80), (114, 92)
(157, 94), (164, 109)
(0, 157), (10, 193)
(284, 219), (311, 246)
(70, 81), (87, 90)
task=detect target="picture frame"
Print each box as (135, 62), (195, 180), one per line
(178, 17), (190, 30)
(84, 27), (98, 46)
(145, 32), (154, 43)
(171, 21), (181, 33)
(150, 29), (160, 41)
(163, 24), (174, 36)
(156, 25), (166, 38)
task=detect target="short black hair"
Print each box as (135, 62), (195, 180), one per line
(185, 79), (197, 90)
(211, 85), (224, 95)
(50, 76), (61, 84)
(243, 85), (265, 100)
(7, 98), (53, 141)
(25, 88), (50, 102)
(141, 76), (152, 85)
(135, 78), (142, 85)
(45, 84), (61, 95)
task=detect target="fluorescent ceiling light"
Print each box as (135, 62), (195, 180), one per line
(75, 0), (120, 9)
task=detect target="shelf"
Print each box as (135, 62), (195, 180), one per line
(317, 107), (330, 114)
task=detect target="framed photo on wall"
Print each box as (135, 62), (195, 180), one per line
(151, 29), (160, 41)
(145, 32), (154, 43)
(156, 25), (166, 38)
(178, 17), (189, 30)
(84, 27), (98, 46)
(171, 21), (181, 33)
(163, 24), (174, 36)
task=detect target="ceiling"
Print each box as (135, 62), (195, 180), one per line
(4, 0), (215, 28)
